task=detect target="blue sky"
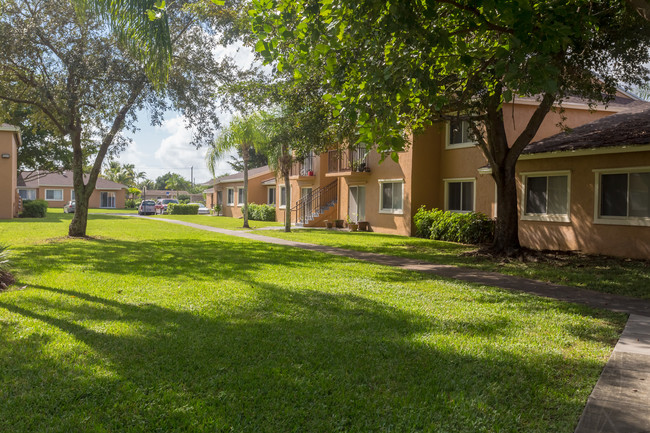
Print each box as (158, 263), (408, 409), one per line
(115, 43), (260, 185)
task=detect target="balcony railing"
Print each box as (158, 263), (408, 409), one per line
(290, 155), (316, 177)
(327, 146), (370, 174)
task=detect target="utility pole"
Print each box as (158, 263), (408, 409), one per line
(191, 166), (194, 187)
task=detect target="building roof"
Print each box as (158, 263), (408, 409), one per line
(523, 101), (650, 156)
(261, 178), (276, 186)
(17, 170), (127, 189)
(143, 189), (191, 197)
(210, 165), (274, 185)
(203, 188), (214, 194)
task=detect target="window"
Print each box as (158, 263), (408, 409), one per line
(379, 179), (404, 214)
(71, 190), (75, 201)
(45, 189), (63, 201)
(596, 168), (650, 225)
(349, 186), (366, 222)
(447, 119), (476, 148)
(226, 188), (234, 206)
(268, 187), (276, 205)
(279, 185), (289, 208)
(216, 191), (223, 206)
(237, 187), (245, 206)
(521, 172), (570, 221)
(18, 189), (36, 200)
(100, 192), (115, 208)
(445, 179), (474, 212)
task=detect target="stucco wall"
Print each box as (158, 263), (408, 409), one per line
(19, 186), (126, 209)
(517, 151), (650, 259)
(0, 131), (18, 219)
(217, 173), (275, 219)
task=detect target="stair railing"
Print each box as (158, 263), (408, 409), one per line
(291, 179), (338, 225)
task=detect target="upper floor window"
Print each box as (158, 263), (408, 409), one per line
(447, 119), (476, 148)
(445, 179), (474, 212)
(522, 172), (570, 222)
(596, 168), (650, 225)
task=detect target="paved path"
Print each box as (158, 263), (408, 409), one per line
(133, 216), (650, 432)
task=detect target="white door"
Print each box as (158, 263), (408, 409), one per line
(301, 187), (313, 217)
(348, 186), (366, 222)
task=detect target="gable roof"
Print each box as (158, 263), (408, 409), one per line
(17, 170), (127, 189)
(523, 101), (650, 156)
(209, 165), (274, 185)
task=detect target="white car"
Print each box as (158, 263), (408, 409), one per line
(189, 203), (209, 215)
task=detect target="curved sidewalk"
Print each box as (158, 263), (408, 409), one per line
(136, 216), (650, 432)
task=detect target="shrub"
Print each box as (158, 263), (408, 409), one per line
(213, 204), (222, 216)
(168, 204), (199, 215)
(0, 244), (15, 289)
(247, 203), (275, 221)
(413, 207), (494, 244)
(20, 199), (48, 218)
(178, 194), (190, 204)
(125, 199), (137, 209)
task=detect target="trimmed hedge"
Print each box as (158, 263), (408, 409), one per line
(248, 203), (275, 221)
(413, 206), (494, 244)
(20, 199), (48, 218)
(168, 204), (199, 215)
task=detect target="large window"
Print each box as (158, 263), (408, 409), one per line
(445, 179), (474, 212)
(18, 189), (36, 200)
(100, 191), (115, 208)
(379, 179), (403, 214)
(597, 168), (650, 225)
(71, 190), (75, 201)
(447, 119), (476, 148)
(45, 189), (63, 201)
(268, 187), (276, 205)
(226, 188), (234, 206)
(522, 172), (570, 221)
(279, 185), (289, 208)
(237, 187), (245, 206)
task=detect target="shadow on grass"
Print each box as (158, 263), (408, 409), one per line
(0, 279), (616, 432)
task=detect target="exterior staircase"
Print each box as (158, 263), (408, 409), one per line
(292, 179), (338, 227)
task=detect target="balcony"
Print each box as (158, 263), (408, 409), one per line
(326, 146), (371, 178)
(289, 155), (316, 182)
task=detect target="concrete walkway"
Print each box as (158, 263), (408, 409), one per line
(133, 216), (650, 432)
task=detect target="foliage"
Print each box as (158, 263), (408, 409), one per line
(248, 203), (276, 221)
(19, 200), (48, 218)
(168, 203), (199, 215)
(228, 145), (268, 172)
(177, 194), (191, 203)
(414, 206), (494, 244)
(250, 0), (650, 252)
(125, 199), (138, 209)
(213, 203), (222, 216)
(0, 243), (14, 288)
(104, 161), (146, 188)
(154, 172), (191, 191)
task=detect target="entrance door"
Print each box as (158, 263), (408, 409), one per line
(348, 186), (366, 222)
(301, 187), (313, 219)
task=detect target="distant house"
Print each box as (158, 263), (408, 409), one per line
(204, 166), (276, 217)
(0, 124), (21, 219)
(143, 190), (204, 203)
(17, 170), (128, 209)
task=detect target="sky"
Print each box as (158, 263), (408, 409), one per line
(116, 42), (261, 186)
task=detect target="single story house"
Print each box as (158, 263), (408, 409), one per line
(205, 166), (276, 217)
(17, 170), (127, 209)
(142, 190), (204, 203)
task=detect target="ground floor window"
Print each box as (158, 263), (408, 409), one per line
(71, 190), (75, 201)
(100, 191), (115, 208)
(597, 168), (650, 224)
(445, 179), (474, 212)
(18, 189), (36, 200)
(522, 172), (569, 221)
(45, 189), (63, 201)
(379, 179), (403, 214)
(227, 188), (234, 206)
(349, 185), (366, 222)
(268, 187), (276, 205)
(279, 185), (289, 208)
(216, 191), (223, 206)
(238, 187), (245, 206)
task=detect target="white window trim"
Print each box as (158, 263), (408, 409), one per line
(378, 178), (404, 215)
(593, 167), (650, 227)
(279, 185), (287, 209)
(226, 187), (234, 206)
(237, 187), (245, 207)
(71, 190), (75, 201)
(44, 189), (64, 201)
(267, 186), (276, 205)
(519, 170), (571, 223)
(18, 189), (37, 200)
(443, 178), (476, 213)
(99, 191), (116, 209)
(445, 121), (478, 150)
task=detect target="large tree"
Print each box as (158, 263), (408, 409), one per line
(0, 0), (229, 236)
(251, 0), (650, 254)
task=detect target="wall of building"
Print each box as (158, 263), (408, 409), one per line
(20, 186), (125, 209)
(517, 150), (650, 259)
(218, 173), (275, 219)
(0, 131), (18, 219)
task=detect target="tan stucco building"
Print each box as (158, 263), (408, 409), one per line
(206, 166), (276, 218)
(0, 124), (21, 219)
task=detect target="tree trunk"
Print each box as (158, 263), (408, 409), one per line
(242, 145), (250, 229)
(491, 164), (521, 254)
(284, 171), (291, 232)
(68, 128), (89, 237)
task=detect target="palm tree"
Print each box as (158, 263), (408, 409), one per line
(206, 114), (267, 229)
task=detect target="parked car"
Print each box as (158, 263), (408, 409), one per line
(138, 200), (156, 215)
(63, 201), (75, 214)
(188, 203), (209, 215)
(154, 199), (179, 215)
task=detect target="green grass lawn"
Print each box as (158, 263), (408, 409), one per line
(0, 213), (626, 432)
(250, 228), (650, 300)
(151, 213), (283, 230)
